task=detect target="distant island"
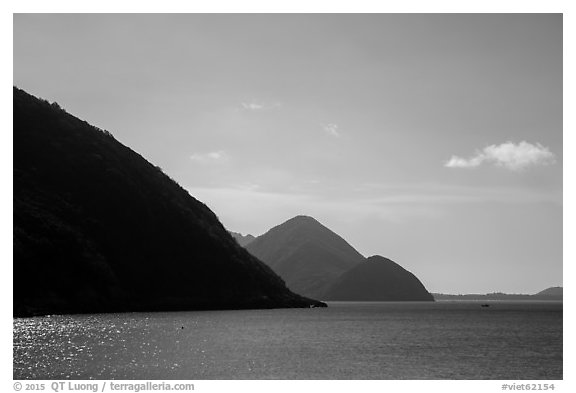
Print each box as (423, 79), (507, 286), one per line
(244, 215), (434, 301)
(433, 287), (562, 301)
(13, 87), (326, 317)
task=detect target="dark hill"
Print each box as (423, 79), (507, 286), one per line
(13, 87), (325, 317)
(245, 215), (365, 298)
(230, 231), (256, 247)
(535, 286), (562, 298)
(324, 255), (434, 301)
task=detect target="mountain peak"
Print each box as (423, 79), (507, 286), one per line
(281, 215), (322, 228)
(290, 214), (318, 222)
(246, 215), (365, 298)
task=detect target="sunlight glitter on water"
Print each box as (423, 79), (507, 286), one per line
(13, 302), (562, 380)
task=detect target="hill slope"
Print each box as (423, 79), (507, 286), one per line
(535, 286), (562, 298)
(13, 87), (325, 316)
(245, 216), (365, 298)
(323, 255), (434, 301)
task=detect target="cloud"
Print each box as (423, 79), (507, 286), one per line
(445, 141), (556, 171)
(189, 150), (229, 164)
(241, 102), (264, 111)
(240, 101), (281, 111)
(323, 123), (340, 138)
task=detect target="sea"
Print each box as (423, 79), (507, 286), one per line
(13, 301), (562, 380)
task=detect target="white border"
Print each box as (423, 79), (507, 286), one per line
(4, 2), (572, 391)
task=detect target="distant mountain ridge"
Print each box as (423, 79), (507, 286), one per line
(13, 87), (325, 317)
(433, 287), (563, 301)
(230, 231), (256, 247)
(245, 215), (434, 301)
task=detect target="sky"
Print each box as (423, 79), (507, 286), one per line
(13, 13), (563, 294)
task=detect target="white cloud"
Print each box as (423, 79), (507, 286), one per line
(323, 123), (340, 138)
(444, 155), (485, 169)
(189, 150), (229, 164)
(240, 101), (281, 111)
(445, 141), (556, 171)
(241, 102), (264, 111)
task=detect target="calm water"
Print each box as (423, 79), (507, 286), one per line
(13, 301), (562, 380)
